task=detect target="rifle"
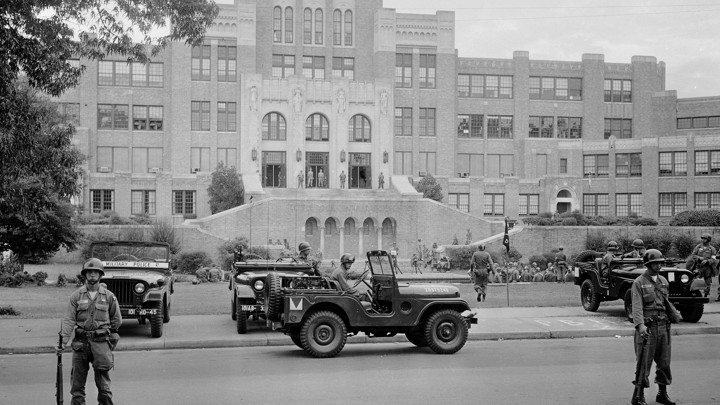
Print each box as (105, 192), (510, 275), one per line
(56, 331), (63, 405)
(634, 320), (651, 389)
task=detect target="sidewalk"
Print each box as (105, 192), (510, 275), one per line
(3, 305), (719, 355)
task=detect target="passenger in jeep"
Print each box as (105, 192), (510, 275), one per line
(331, 254), (361, 297)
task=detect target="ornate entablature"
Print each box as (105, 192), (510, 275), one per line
(659, 137), (687, 148)
(614, 139), (643, 150)
(582, 141), (611, 151)
(529, 61), (582, 71)
(395, 30), (438, 43)
(605, 64), (632, 73)
(458, 59), (513, 69)
(557, 140), (583, 150)
(694, 134), (720, 147)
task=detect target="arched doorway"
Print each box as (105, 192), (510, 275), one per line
(556, 190), (573, 214)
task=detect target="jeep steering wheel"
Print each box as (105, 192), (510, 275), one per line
(352, 268), (372, 289)
(111, 254), (138, 261)
(276, 257), (298, 263)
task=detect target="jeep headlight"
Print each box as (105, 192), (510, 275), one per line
(680, 274), (689, 284)
(134, 282), (146, 294)
(254, 280), (265, 291)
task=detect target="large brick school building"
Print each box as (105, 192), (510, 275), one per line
(56, 0), (720, 258)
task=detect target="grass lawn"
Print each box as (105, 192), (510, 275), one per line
(1, 264), (583, 319)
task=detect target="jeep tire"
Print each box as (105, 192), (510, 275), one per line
(265, 272), (282, 322)
(424, 309), (468, 354)
(581, 279), (601, 312)
(300, 311), (347, 358)
(289, 333), (303, 349)
(151, 301), (164, 338)
(575, 250), (598, 264)
(678, 303), (704, 323)
(405, 329), (427, 347)
(231, 297), (237, 320)
(236, 309), (248, 334)
(163, 297), (170, 323)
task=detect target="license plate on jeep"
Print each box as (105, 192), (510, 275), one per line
(127, 309), (158, 315)
(241, 305), (263, 311)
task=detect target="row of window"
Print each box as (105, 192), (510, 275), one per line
(395, 50), (436, 89)
(190, 101), (237, 131)
(261, 112), (371, 142)
(459, 76), (630, 103)
(272, 55), (355, 79)
(98, 61), (164, 87)
(273, 7), (353, 46)
(677, 115), (720, 129)
(91, 190), (196, 215)
(96, 147), (237, 174)
(190, 45), (237, 81)
(98, 104), (163, 131)
(584, 151), (720, 178)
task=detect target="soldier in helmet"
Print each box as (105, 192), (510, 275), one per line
(690, 233), (718, 298)
(470, 244), (495, 302)
(57, 258), (122, 405)
(331, 254), (361, 297)
(623, 239), (647, 259)
(630, 249), (681, 405)
(601, 240), (620, 281)
(554, 247), (568, 283)
(296, 241), (320, 276)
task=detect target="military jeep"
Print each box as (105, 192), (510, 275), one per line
(90, 241), (174, 338)
(264, 250), (477, 358)
(229, 252), (315, 334)
(573, 250), (708, 322)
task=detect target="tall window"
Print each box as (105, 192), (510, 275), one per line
(448, 193), (470, 213)
(530, 77), (582, 100)
(173, 191), (196, 215)
(457, 114), (483, 138)
(394, 107), (412, 136)
(487, 154), (514, 178)
(349, 115), (371, 142)
(332, 57), (354, 79)
(395, 51), (412, 88)
(560, 158), (568, 174)
(419, 53), (436, 89)
(456, 153), (483, 177)
(659, 151), (687, 176)
(262, 151), (286, 188)
(344, 10), (353, 45)
(191, 45), (211, 81)
(302, 56), (325, 79)
(131, 190), (156, 215)
(616, 153), (642, 177)
(190, 147), (211, 172)
(419, 108), (436, 137)
(90, 190), (114, 213)
(604, 79), (632, 103)
(394, 151), (412, 175)
(98, 61), (163, 86)
(659, 193), (686, 217)
(583, 154), (609, 177)
(305, 114), (329, 141)
(262, 112), (287, 140)
(616, 193), (642, 217)
(284, 7), (293, 43)
(132, 106), (163, 131)
(484, 194), (504, 216)
(191, 101), (210, 131)
(98, 61), (114, 86)
(217, 102), (237, 132)
(419, 152), (436, 176)
(457, 74), (512, 98)
(272, 54), (295, 78)
(519, 194), (540, 216)
(604, 118), (632, 139)
(694, 150), (720, 175)
(217, 45), (237, 82)
(557, 117), (582, 138)
(148, 63), (163, 87)
(96, 146), (129, 172)
(217, 148), (237, 168)
(314, 9), (323, 44)
(273, 6), (282, 43)
(131, 62), (146, 86)
(487, 115), (513, 138)
(583, 194), (609, 216)
(97, 104), (129, 130)
(695, 192), (720, 210)
(303, 8), (312, 44)
(529, 116), (553, 138)
(132, 147), (163, 173)
(332, 10), (342, 45)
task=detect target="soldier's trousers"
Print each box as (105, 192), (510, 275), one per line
(71, 342), (114, 405)
(633, 320), (672, 388)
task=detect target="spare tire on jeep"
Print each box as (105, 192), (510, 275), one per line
(574, 250), (599, 264)
(265, 272), (282, 321)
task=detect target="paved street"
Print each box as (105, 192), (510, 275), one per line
(2, 335), (718, 404)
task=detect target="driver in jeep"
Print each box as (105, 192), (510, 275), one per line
(331, 254), (372, 304)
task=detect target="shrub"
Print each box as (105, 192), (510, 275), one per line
(673, 233), (696, 259)
(489, 250), (505, 266)
(218, 237), (271, 270)
(616, 235), (633, 254)
(561, 217), (577, 226)
(630, 217), (658, 226)
(80, 230), (116, 260)
(452, 234), (459, 245)
(150, 221), (182, 255)
(528, 254), (548, 269)
(131, 213), (153, 225)
(642, 232), (673, 255)
(122, 227), (146, 242)
(585, 232), (606, 252)
(32, 271), (48, 286)
(176, 251), (212, 274)
(0, 306), (20, 316)
(541, 251), (556, 265)
(670, 210), (720, 226)
(449, 246), (474, 270)
(57, 273), (68, 287)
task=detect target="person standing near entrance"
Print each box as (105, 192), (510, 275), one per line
(389, 242), (400, 273)
(317, 169), (325, 188)
(307, 167), (314, 188)
(297, 170), (304, 188)
(378, 172), (384, 189)
(339, 170), (346, 189)
(470, 244), (495, 302)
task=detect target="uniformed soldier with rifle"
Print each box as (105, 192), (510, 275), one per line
(630, 249), (681, 405)
(57, 258), (122, 405)
(688, 233), (718, 298)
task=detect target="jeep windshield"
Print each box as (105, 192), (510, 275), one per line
(367, 251), (393, 275)
(90, 242), (170, 262)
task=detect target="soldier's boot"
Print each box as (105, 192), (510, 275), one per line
(476, 293), (482, 302)
(631, 386), (647, 405)
(655, 385), (676, 405)
(482, 293), (486, 302)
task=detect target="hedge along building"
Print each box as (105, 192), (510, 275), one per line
(56, 0), (720, 260)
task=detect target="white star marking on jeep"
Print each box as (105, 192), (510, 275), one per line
(290, 297), (303, 311)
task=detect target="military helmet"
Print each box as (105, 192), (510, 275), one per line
(298, 241), (311, 253)
(701, 233), (712, 241)
(632, 239), (645, 249)
(340, 254), (355, 265)
(558, 247), (564, 251)
(642, 249), (665, 266)
(81, 258), (105, 277)
(478, 244), (485, 251)
(607, 241), (619, 251)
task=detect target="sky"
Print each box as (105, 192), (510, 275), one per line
(384, 0), (720, 99)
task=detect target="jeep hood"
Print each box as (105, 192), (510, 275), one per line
(102, 269), (166, 282)
(397, 283), (461, 298)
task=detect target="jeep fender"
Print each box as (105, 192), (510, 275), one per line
(234, 284), (256, 300)
(415, 301), (472, 326)
(690, 278), (707, 292)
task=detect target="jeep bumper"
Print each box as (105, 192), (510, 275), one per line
(462, 310), (478, 325)
(670, 297), (709, 305)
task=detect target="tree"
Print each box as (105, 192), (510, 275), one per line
(0, 82), (83, 266)
(1, 0), (219, 96)
(207, 163), (245, 214)
(414, 174), (444, 202)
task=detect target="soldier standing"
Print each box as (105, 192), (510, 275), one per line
(554, 247), (568, 283)
(297, 170), (304, 188)
(297, 241), (320, 276)
(630, 249), (681, 405)
(378, 172), (385, 189)
(317, 169), (325, 188)
(57, 259), (122, 405)
(339, 170), (346, 189)
(690, 233), (718, 298)
(470, 244), (495, 302)
(307, 167), (314, 188)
